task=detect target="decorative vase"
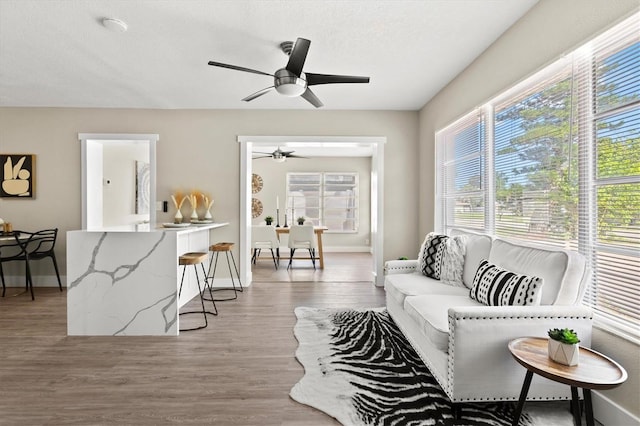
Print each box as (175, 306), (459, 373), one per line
(190, 208), (198, 221)
(204, 209), (213, 220)
(548, 339), (579, 366)
(174, 209), (183, 224)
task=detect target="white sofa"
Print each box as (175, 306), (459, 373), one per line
(384, 229), (593, 403)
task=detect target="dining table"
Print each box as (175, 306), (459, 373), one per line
(275, 226), (328, 269)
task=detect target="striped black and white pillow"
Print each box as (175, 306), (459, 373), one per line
(470, 259), (544, 306)
(417, 233), (466, 286)
(418, 233), (448, 279)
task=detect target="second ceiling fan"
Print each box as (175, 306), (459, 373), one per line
(208, 37), (370, 108)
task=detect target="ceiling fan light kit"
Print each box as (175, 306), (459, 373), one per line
(274, 69), (307, 97)
(207, 37), (370, 108)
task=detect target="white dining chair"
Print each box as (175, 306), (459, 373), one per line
(287, 224), (317, 269)
(251, 225), (280, 269)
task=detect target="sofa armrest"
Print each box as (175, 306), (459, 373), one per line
(445, 305), (593, 401)
(384, 259), (418, 275)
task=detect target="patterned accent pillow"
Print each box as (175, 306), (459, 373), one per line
(470, 259), (544, 306)
(417, 233), (466, 286)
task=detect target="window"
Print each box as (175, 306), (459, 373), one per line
(287, 172), (358, 232)
(436, 12), (640, 339)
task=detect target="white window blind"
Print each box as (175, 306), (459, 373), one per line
(436, 110), (486, 232)
(436, 12), (640, 339)
(287, 172), (359, 232)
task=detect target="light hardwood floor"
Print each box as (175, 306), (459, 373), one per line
(251, 252), (374, 283)
(0, 279), (385, 425)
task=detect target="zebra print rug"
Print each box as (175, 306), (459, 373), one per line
(291, 307), (572, 426)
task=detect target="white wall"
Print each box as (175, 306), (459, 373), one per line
(0, 108), (418, 278)
(253, 156), (371, 251)
(418, 0), (639, 418)
(85, 141), (103, 229)
(102, 143), (149, 227)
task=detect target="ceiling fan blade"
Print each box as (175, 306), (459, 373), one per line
(208, 61), (273, 77)
(252, 155), (274, 159)
(300, 88), (324, 108)
(305, 73), (370, 86)
(285, 38), (311, 77)
(287, 154), (309, 159)
(242, 86), (275, 102)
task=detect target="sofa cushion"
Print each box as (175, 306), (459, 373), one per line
(450, 229), (492, 288)
(488, 239), (571, 305)
(404, 294), (483, 352)
(470, 259), (544, 306)
(385, 273), (469, 305)
(418, 233), (448, 278)
(417, 232), (467, 286)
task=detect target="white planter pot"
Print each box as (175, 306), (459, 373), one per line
(548, 339), (579, 366)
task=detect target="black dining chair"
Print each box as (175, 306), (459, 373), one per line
(0, 229), (62, 300)
(0, 231), (33, 299)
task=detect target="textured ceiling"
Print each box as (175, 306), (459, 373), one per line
(0, 0), (538, 110)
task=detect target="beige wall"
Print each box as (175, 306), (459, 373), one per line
(0, 108), (418, 278)
(253, 156), (371, 250)
(418, 0), (639, 417)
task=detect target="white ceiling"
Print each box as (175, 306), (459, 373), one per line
(0, 0), (538, 111)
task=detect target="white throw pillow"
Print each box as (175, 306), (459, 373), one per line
(417, 232), (466, 287)
(470, 259), (544, 306)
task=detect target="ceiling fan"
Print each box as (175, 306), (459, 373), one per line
(207, 37), (370, 108)
(253, 147), (307, 162)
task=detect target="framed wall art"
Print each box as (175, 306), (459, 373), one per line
(1, 154), (35, 198)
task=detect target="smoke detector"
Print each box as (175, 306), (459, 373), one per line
(102, 18), (128, 33)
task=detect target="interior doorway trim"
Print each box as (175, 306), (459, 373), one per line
(238, 136), (386, 286)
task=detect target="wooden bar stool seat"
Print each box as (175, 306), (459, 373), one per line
(178, 251), (218, 332)
(205, 242), (243, 302)
(179, 252), (208, 265)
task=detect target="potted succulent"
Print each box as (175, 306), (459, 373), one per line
(297, 216), (305, 225)
(265, 216), (274, 225)
(547, 328), (580, 366)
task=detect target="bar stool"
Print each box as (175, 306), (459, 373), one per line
(205, 242), (243, 302)
(178, 251), (218, 332)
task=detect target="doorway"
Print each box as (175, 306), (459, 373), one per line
(238, 136), (385, 287)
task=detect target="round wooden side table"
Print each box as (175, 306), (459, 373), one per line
(508, 337), (627, 426)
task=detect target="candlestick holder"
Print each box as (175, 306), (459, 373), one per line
(283, 212), (288, 228)
(276, 208), (281, 227)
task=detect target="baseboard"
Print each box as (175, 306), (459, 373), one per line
(3, 274), (67, 287)
(323, 246), (371, 253)
(593, 390), (640, 426)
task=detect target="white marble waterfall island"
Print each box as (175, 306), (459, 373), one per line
(67, 223), (228, 336)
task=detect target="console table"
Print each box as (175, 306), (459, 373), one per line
(508, 337), (627, 426)
(67, 223), (228, 336)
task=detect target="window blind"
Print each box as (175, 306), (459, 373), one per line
(436, 110), (486, 232)
(436, 12), (640, 339)
(286, 172), (359, 232)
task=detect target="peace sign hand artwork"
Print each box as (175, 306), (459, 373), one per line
(1, 154), (34, 198)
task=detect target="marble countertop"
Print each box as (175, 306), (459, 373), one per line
(70, 222), (229, 233)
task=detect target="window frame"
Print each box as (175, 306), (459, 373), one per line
(435, 12), (640, 343)
(286, 172), (359, 233)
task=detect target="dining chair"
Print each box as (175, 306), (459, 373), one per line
(0, 232), (33, 298)
(22, 229), (63, 292)
(251, 225), (280, 270)
(0, 229), (62, 300)
(287, 224), (317, 270)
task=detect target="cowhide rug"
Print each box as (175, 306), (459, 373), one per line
(290, 307), (574, 426)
